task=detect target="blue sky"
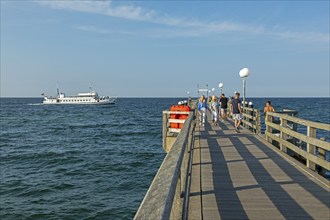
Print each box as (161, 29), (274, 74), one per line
(1, 0), (329, 97)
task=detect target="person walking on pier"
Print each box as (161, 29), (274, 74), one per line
(230, 92), (242, 133)
(264, 100), (275, 116)
(197, 95), (207, 126)
(211, 95), (219, 126)
(219, 93), (228, 122)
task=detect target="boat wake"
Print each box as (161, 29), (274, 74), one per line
(27, 103), (43, 106)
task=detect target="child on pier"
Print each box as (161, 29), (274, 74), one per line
(197, 95), (207, 126)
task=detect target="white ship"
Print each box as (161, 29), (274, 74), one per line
(42, 88), (116, 105)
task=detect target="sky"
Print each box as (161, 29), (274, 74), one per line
(1, 0), (329, 97)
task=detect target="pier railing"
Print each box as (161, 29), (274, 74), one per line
(134, 110), (196, 220)
(265, 112), (330, 172)
(241, 107), (261, 134)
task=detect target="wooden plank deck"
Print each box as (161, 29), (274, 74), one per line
(188, 113), (330, 220)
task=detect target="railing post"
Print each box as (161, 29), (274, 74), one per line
(253, 109), (256, 133)
(242, 108), (245, 128)
(265, 113), (273, 143)
(280, 118), (288, 153)
(163, 112), (168, 151)
(257, 110), (261, 134)
(307, 126), (316, 171)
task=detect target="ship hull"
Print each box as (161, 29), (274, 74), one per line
(43, 98), (116, 105)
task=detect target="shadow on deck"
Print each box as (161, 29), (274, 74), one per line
(188, 114), (330, 220)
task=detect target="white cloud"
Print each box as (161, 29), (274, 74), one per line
(75, 25), (135, 35)
(37, 1), (108, 13)
(36, 0), (329, 43)
(34, 0), (257, 32)
(37, 0), (155, 21)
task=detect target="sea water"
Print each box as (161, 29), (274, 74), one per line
(0, 97), (329, 219)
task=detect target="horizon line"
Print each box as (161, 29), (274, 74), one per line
(1, 96), (329, 99)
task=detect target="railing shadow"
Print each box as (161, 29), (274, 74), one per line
(202, 119), (329, 219)
(227, 136), (313, 219)
(201, 121), (249, 219)
(245, 135), (330, 206)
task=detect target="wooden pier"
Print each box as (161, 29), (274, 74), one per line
(135, 107), (330, 220)
(188, 115), (329, 219)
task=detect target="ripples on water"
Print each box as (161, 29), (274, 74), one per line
(0, 97), (329, 219)
(0, 98), (179, 219)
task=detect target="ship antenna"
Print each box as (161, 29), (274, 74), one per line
(57, 84), (60, 96)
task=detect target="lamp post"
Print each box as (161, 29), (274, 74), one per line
(219, 83), (223, 95)
(206, 84), (209, 98)
(239, 68), (250, 108)
(212, 88), (215, 95)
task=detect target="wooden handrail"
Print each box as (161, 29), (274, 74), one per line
(241, 107), (261, 134)
(267, 112), (330, 131)
(265, 112), (330, 172)
(265, 121), (329, 151)
(134, 112), (196, 220)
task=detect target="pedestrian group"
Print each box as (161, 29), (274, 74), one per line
(197, 92), (275, 134)
(198, 92), (238, 128)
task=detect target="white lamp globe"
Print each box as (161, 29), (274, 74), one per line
(219, 83), (223, 88)
(212, 88), (215, 91)
(239, 68), (250, 78)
